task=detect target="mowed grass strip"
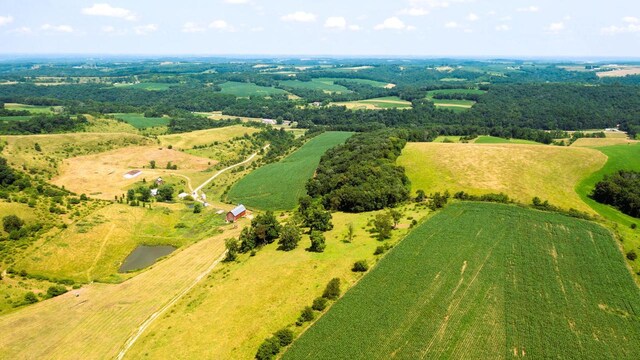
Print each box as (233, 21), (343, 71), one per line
(399, 142), (606, 212)
(474, 135), (541, 144)
(284, 202), (640, 359)
(227, 132), (353, 210)
(157, 125), (260, 149)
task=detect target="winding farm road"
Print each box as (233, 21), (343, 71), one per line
(115, 144), (268, 360)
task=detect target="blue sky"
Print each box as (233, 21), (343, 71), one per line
(0, 0), (639, 57)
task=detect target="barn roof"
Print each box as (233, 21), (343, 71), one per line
(229, 204), (246, 216)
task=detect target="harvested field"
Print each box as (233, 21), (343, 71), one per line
(158, 125), (260, 149)
(596, 67), (640, 77)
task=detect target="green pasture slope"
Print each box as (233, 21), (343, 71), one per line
(227, 132), (353, 210)
(284, 202), (640, 359)
(475, 135), (541, 145)
(112, 113), (170, 129)
(219, 81), (289, 97)
(279, 78), (353, 93)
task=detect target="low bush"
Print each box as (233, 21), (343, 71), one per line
(322, 278), (341, 300)
(312, 297), (328, 311)
(352, 260), (369, 272)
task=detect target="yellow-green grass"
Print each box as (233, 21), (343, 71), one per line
(4, 103), (61, 114)
(1, 132), (154, 177)
(431, 98), (476, 111)
(0, 116), (31, 122)
(0, 202), (38, 235)
(219, 81), (289, 97)
(83, 116), (140, 134)
(426, 88), (487, 96)
(112, 113), (171, 129)
(475, 135), (542, 145)
(125, 204), (431, 359)
(433, 136), (462, 143)
(51, 146), (215, 200)
(227, 132), (353, 210)
(398, 142), (606, 212)
(157, 125), (260, 149)
(332, 96), (412, 110)
(113, 82), (173, 91)
(16, 202), (226, 283)
(571, 137), (638, 147)
(279, 78), (353, 94)
(284, 202), (640, 359)
(0, 220), (241, 360)
(0, 273), (61, 315)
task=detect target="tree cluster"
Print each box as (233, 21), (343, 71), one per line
(591, 170), (640, 218)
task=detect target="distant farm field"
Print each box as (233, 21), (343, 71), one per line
(112, 113), (170, 129)
(113, 82), (172, 91)
(227, 132), (353, 210)
(4, 103), (60, 114)
(284, 202), (640, 359)
(332, 96), (412, 110)
(474, 135), (541, 145)
(398, 143), (606, 212)
(219, 81), (289, 97)
(158, 125), (260, 149)
(0, 115), (31, 121)
(279, 78), (353, 93)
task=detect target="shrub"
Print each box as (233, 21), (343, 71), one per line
(312, 297), (328, 311)
(274, 328), (294, 347)
(3, 215), (24, 233)
(297, 306), (315, 325)
(352, 260), (369, 272)
(374, 246), (386, 255)
(278, 223), (301, 251)
(24, 292), (38, 304)
(46, 285), (68, 298)
(193, 203), (202, 214)
(308, 230), (326, 252)
(255, 337), (281, 360)
(632, 223), (637, 230)
(627, 250), (638, 261)
(322, 278), (341, 300)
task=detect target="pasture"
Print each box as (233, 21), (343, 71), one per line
(157, 125), (260, 149)
(332, 96), (412, 110)
(219, 81), (289, 97)
(398, 142), (606, 212)
(124, 204), (430, 359)
(113, 82), (172, 91)
(474, 136), (542, 145)
(112, 113), (171, 129)
(284, 202), (640, 359)
(51, 146), (215, 200)
(4, 103), (61, 114)
(227, 132), (352, 210)
(279, 78), (353, 94)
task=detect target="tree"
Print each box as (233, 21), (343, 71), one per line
(193, 203), (202, 214)
(297, 306), (315, 325)
(3, 215), (24, 233)
(46, 285), (67, 298)
(352, 260), (369, 272)
(239, 227), (256, 253)
(415, 189), (426, 202)
(312, 297), (328, 311)
(345, 222), (355, 243)
(627, 250), (638, 261)
(373, 213), (393, 240)
(224, 238), (240, 262)
(388, 209), (402, 228)
(322, 278), (341, 300)
(34, 142), (41, 152)
(255, 337), (281, 360)
(156, 185), (175, 202)
(126, 189), (135, 202)
(298, 196), (333, 232)
(137, 186), (151, 203)
(149, 160), (156, 169)
(274, 328), (294, 346)
(24, 292), (38, 304)
(308, 230), (326, 253)
(278, 223), (301, 251)
(251, 211), (281, 246)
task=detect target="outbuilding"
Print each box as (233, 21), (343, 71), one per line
(226, 204), (247, 222)
(123, 170), (142, 179)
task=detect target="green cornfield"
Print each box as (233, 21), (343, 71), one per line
(284, 202), (640, 359)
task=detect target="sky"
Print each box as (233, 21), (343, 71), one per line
(0, 0), (639, 58)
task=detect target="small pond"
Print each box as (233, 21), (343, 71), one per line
(118, 245), (176, 273)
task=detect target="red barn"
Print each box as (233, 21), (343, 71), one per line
(226, 204), (247, 222)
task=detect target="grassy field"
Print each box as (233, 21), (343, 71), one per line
(112, 113), (171, 129)
(113, 83), (173, 91)
(433, 136), (462, 143)
(284, 202), (640, 359)
(157, 125), (259, 149)
(279, 78), (353, 93)
(339, 78), (391, 88)
(16, 202), (227, 283)
(474, 135), (542, 145)
(227, 132), (353, 210)
(332, 96), (412, 110)
(426, 89), (486, 96)
(124, 204), (430, 359)
(0, 115), (31, 121)
(398, 143), (606, 212)
(4, 103), (61, 114)
(219, 81), (289, 97)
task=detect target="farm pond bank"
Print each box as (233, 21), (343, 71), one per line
(118, 245), (176, 272)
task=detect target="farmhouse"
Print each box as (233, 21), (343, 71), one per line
(123, 170), (142, 179)
(262, 118), (277, 125)
(226, 204), (247, 222)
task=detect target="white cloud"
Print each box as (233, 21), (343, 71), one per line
(224, 0), (249, 3)
(325, 17), (347, 30)
(281, 11), (316, 23)
(0, 15), (14, 27)
(467, 13), (479, 21)
(8, 26), (32, 34)
(444, 21), (459, 29)
(495, 24), (510, 31)
(348, 25), (362, 31)
(602, 17), (640, 35)
(546, 22), (565, 33)
(102, 25), (115, 33)
(134, 24), (157, 35)
(82, 3), (137, 21)
(375, 17), (411, 30)
(183, 22), (206, 33)
(41, 24), (74, 33)
(209, 20), (234, 31)
(399, 8), (430, 16)
(409, 0), (475, 9)
(250, 26), (264, 32)
(517, 6), (539, 13)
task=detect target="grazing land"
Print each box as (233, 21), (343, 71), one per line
(284, 202), (640, 359)
(124, 204), (429, 360)
(227, 132), (352, 210)
(279, 78), (353, 93)
(4, 103), (61, 114)
(332, 96), (412, 110)
(398, 142), (606, 212)
(474, 135), (541, 144)
(113, 82), (172, 91)
(112, 113), (171, 129)
(157, 125), (259, 149)
(219, 81), (289, 97)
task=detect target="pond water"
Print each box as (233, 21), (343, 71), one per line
(118, 245), (176, 273)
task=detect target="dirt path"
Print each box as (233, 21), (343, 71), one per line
(85, 224), (116, 282)
(116, 250), (228, 360)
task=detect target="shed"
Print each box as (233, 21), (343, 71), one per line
(124, 170), (142, 179)
(226, 204), (247, 222)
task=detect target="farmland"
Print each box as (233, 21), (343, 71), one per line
(474, 135), (542, 145)
(332, 96), (412, 110)
(113, 82), (173, 91)
(219, 81), (289, 97)
(157, 125), (259, 149)
(4, 103), (61, 114)
(284, 202), (640, 359)
(226, 131), (352, 210)
(112, 113), (171, 129)
(279, 78), (353, 93)
(398, 142), (606, 212)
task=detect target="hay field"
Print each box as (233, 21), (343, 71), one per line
(332, 96), (412, 110)
(158, 125), (260, 149)
(279, 78), (353, 93)
(219, 81), (289, 97)
(112, 113), (171, 129)
(474, 136), (541, 145)
(0, 221), (241, 360)
(398, 143), (606, 212)
(125, 204), (430, 359)
(284, 202), (640, 359)
(596, 67), (640, 77)
(571, 137), (638, 147)
(4, 103), (61, 114)
(51, 146), (214, 200)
